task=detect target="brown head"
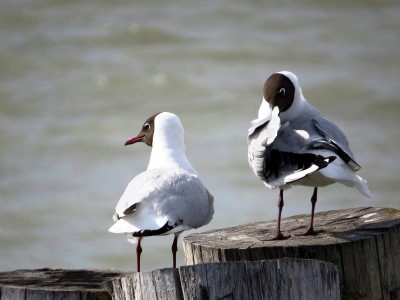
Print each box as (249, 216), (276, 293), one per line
(263, 73), (295, 112)
(125, 112), (161, 147)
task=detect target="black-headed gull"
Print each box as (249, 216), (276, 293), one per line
(248, 71), (372, 240)
(109, 112), (214, 271)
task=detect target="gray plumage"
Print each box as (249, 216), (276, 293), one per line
(247, 71), (371, 240)
(110, 168), (214, 238)
(248, 71), (370, 195)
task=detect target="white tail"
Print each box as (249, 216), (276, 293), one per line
(355, 175), (373, 198)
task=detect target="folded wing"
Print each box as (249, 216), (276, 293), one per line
(108, 168), (213, 235)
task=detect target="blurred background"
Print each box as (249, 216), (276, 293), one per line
(1, 0), (399, 272)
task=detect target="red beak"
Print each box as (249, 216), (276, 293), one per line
(124, 135), (144, 146)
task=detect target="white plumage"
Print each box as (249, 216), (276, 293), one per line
(109, 112), (214, 271)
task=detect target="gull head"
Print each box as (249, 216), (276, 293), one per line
(259, 71), (306, 122)
(124, 112), (185, 149)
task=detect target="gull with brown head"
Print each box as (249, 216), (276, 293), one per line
(109, 112), (214, 271)
(248, 71), (371, 240)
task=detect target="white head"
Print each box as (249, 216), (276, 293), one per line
(258, 71), (307, 122)
(124, 112), (195, 171)
(152, 112), (185, 151)
(125, 112), (185, 151)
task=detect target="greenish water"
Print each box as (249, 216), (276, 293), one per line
(1, 0), (399, 272)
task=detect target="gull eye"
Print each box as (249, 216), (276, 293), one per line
(143, 123), (151, 131)
(279, 88), (286, 96)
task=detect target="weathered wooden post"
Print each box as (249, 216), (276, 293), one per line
(178, 259), (340, 300)
(1, 259), (340, 300)
(1, 207), (397, 299)
(110, 268), (183, 300)
(0, 268), (125, 300)
(110, 258), (340, 299)
(183, 207), (400, 299)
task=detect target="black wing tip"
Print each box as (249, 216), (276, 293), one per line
(123, 204), (137, 215)
(264, 150), (338, 184)
(315, 155), (336, 169)
(328, 156), (337, 163)
(311, 120), (361, 172)
(282, 155), (337, 185)
(348, 160), (361, 171)
(132, 221), (180, 237)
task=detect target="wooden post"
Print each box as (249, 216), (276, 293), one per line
(1, 207), (397, 299)
(110, 268), (183, 300)
(109, 258), (340, 300)
(0, 268), (125, 300)
(183, 207), (400, 300)
(0, 259), (340, 300)
(178, 258), (340, 300)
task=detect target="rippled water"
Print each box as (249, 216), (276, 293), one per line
(1, 0), (399, 272)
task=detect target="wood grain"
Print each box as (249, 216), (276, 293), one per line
(1, 207), (398, 299)
(0, 268), (124, 300)
(111, 258), (339, 300)
(183, 207), (400, 299)
(179, 258), (339, 300)
(0, 259), (340, 300)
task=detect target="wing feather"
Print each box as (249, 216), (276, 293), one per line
(109, 168), (213, 234)
(312, 117), (361, 171)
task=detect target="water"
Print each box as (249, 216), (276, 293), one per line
(1, 0), (399, 272)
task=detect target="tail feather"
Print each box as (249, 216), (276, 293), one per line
(355, 175), (373, 198)
(108, 219), (141, 234)
(319, 157), (372, 198)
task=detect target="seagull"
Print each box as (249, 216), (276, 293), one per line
(248, 71), (372, 240)
(109, 112), (214, 271)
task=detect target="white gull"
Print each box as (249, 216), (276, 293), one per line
(248, 71), (372, 240)
(109, 112), (214, 271)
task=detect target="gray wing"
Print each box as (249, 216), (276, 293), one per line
(152, 170), (214, 229)
(262, 145), (335, 187)
(121, 169), (213, 226)
(114, 170), (161, 218)
(109, 168), (214, 235)
(311, 116), (361, 171)
(248, 116), (271, 137)
(249, 120), (336, 187)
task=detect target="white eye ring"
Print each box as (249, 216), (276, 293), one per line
(143, 123), (151, 131)
(279, 88), (286, 95)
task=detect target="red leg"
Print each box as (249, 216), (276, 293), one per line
(136, 237), (142, 272)
(259, 189), (291, 241)
(296, 187), (321, 236)
(172, 234), (179, 268)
